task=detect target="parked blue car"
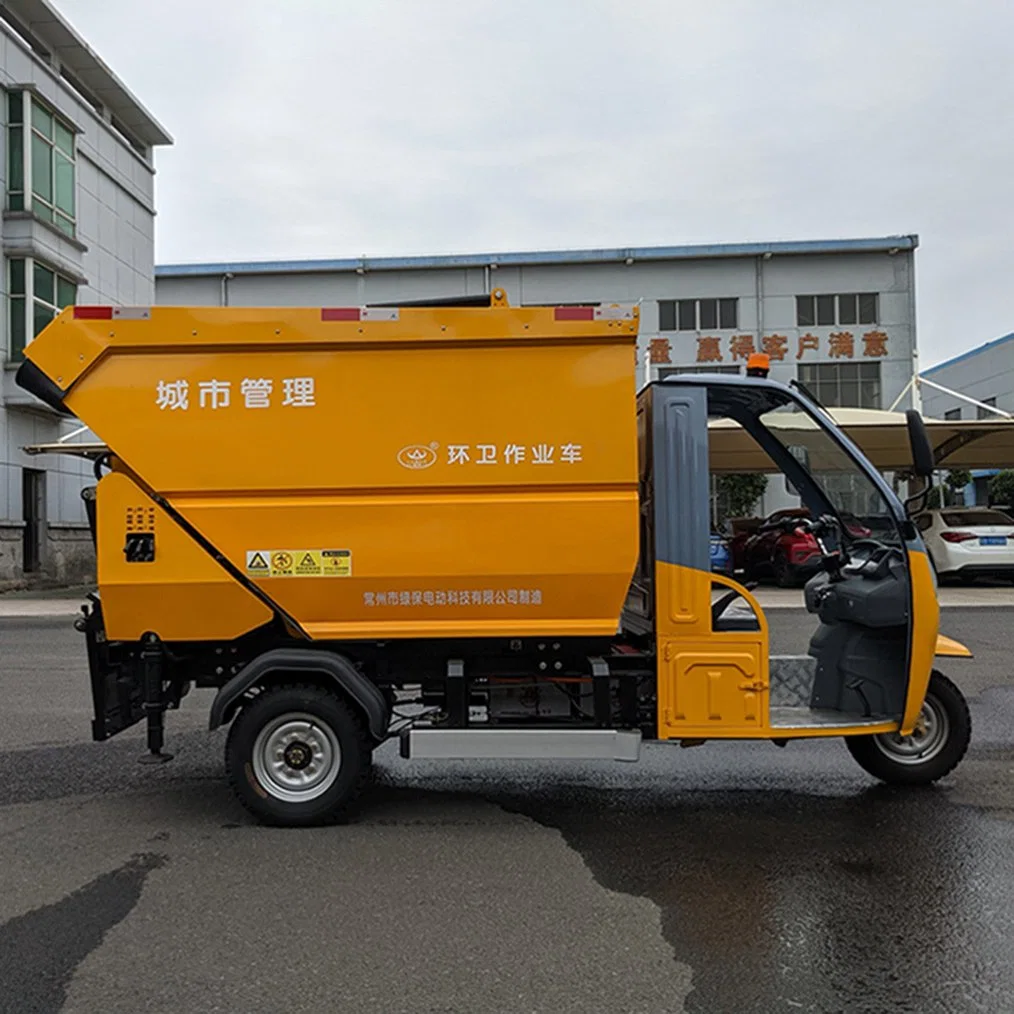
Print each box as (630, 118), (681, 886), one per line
(710, 532), (732, 574)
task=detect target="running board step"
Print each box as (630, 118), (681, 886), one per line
(400, 728), (642, 762)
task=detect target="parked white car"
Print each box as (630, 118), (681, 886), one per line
(915, 507), (1014, 583)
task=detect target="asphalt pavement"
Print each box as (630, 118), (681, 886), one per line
(1, 608), (1013, 1013)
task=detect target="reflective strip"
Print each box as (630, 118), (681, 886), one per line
(554, 306), (595, 321)
(594, 304), (636, 320)
(321, 307), (400, 322)
(73, 306), (113, 319)
(112, 307), (152, 320)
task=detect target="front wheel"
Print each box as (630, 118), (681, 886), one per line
(226, 684), (373, 826)
(773, 553), (796, 588)
(845, 671), (970, 785)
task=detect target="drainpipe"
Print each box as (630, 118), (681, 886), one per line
(221, 271), (234, 307)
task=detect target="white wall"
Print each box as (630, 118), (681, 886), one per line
(0, 16), (159, 580)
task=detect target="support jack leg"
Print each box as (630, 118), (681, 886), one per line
(138, 631), (173, 764)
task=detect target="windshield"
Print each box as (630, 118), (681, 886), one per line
(707, 384), (903, 546)
(942, 510), (1014, 527)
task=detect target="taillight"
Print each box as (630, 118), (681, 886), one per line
(940, 531), (977, 543)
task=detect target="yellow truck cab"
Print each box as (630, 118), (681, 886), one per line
(16, 293), (971, 826)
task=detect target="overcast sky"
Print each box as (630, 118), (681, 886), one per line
(58, 0), (1014, 367)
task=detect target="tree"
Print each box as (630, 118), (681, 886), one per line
(716, 473), (768, 521)
(989, 470), (1014, 508)
(944, 469), (972, 505)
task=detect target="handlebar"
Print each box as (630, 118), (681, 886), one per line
(794, 514), (846, 580)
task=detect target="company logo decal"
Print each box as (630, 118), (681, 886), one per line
(397, 444), (439, 470)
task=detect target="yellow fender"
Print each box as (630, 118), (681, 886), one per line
(935, 634), (973, 658)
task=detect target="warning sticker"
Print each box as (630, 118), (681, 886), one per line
(294, 551), (321, 576)
(245, 549), (351, 578)
(270, 551), (294, 577)
(246, 550), (270, 575)
(322, 549), (352, 577)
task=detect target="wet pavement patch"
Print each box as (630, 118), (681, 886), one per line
(496, 784), (1014, 1014)
(0, 852), (167, 1014)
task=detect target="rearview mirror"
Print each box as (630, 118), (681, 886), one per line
(905, 410), (935, 477)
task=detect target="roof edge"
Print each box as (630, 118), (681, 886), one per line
(1, 0), (172, 147)
(156, 235), (919, 278)
(921, 331), (1014, 376)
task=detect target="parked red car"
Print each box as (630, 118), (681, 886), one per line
(730, 508), (870, 586)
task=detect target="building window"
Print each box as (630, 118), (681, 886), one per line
(7, 91), (76, 237)
(944, 407), (962, 421)
(797, 362), (881, 408)
(658, 365), (742, 378)
(977, 396), (997, 420)
(659, 298), (738, 331)
(8, 257), (76, 358)
(796, 293), (878, 327)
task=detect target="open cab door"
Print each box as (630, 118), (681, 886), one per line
(624, 374), (969, 782)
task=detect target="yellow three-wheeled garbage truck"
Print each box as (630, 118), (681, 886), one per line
(17, 293), (971, 825)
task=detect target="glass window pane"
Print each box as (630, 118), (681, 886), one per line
(796, 295), (815, 326)
(31, 133), (52, 201)
(816, 295), (835, 325)
(31, 100), (53, 139)
(33, 300), (54, 337)
(57, 276), (76, 307)
(10, 295), (26, 356)
(678, 299), (696, 330)
(9, 258), (25, 295)
(8, 91), (22, 124)
(55, 152), (74, 216)
(862, 363), (881, 408)
(944, 407), (961, 421)
(55, 213), (74, 237)
(719, 298), (738, 329)
(658, 300), (676, 331)
(698, 298), (717, 329)
(838, 293), (857, 325)
(840, 379), (859, 407)
(859, 293), (878, 324)
(54, 121), (74, 157)
(8, 125), (23, 193)
(33, 262), (54, 304)
(32, 198), (54, 222)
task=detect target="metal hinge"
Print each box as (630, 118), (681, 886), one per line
(739, 680), (768, 692)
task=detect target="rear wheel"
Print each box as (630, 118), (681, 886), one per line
(773, 553), (795, 588)
(226, 684), (373, 826)
(845, 671), (970, 785)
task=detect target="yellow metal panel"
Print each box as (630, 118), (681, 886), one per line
(97, 471), (272, 641)
(654, 563), (769, 739)
(659, 642), (765, 733)
(902, 548), (940, 733)
(935, 633), (973, 658)
(175, 489), (637, 639)
(27, 302), (639, 641)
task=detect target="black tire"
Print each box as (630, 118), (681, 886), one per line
(773, 553), (795, 588)
(845, 671), (971, 786)
(226, 683), (373, 826)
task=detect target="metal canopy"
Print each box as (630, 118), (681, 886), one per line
(24, 441), (108, 460)
(708, 408), (1014, 473)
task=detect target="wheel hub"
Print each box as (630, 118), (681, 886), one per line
(251, 713), (342, 803)
(283, 741), (312, 770)
(873, 696), (950, 765)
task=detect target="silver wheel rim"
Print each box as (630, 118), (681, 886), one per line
(872, 695), (950, 766)
(251, 712), (342, 803)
